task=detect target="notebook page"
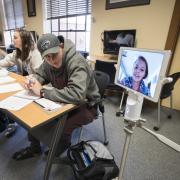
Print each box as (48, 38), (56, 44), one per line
(0, 96), (32, 111)
(14, 90), (40, 100)
(0, 83), (23, 93)
(0, 76), (16, 84)
(34, 98), (62, 111)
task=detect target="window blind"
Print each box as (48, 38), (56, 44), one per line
(3, 0), (24, 30)
(46, 0), (91, 19)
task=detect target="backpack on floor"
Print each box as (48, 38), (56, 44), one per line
(0, 112), (8, 133)
(67, 140), (119, 180)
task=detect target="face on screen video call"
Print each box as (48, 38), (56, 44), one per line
(116, 49), (167, 101)
(119, 56), (150, 96)
(133, 57), (147, 84)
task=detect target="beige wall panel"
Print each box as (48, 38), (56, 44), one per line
(162, 35), (180, 110)
(90, 0), (176, 56)
(23, 0), (43, 35)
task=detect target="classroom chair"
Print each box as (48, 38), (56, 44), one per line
(94, 60), (122, 91)
(153, 72), (180, 131)
(78, 70), (110, 145)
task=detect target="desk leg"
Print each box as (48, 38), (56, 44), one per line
(44, 114), (67, 180)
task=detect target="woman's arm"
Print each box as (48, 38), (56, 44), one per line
(0, 51), (16, 68)
(0, 49), (7, 57)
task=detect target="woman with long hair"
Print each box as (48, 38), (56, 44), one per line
(0, 28), (42, 137)
(0, 28), (42, 75)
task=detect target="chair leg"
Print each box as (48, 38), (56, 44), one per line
(78, 127), (83, 143)
(78, 109), (108, 145)
(116, 91), (125, 117)
(167, 94), (173, 119)
(154, 99), (161, 131)
(102, 113), (108, 145)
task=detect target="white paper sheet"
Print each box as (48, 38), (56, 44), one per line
(34, 98), (62, 111)
(0, 83), (23, 93)
(0, 96), (33, 111)
(0, 76), (16, 84)
(0, 69), (8, 77)
(14, 90), (40, 100)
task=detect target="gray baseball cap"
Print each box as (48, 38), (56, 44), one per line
(37, 33), (60, 58)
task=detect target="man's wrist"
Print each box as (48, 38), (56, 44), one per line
(40, 88), (45, 98)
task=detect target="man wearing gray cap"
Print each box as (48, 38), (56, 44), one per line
(12, 33), (100, 160)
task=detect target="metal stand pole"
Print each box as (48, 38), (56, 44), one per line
(118, 122), (135, 180)
(118, 117), (180, 180)
(116, 91), (125, 116)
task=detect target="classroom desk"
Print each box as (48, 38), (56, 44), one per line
(87, 55), (117, 69)
(0, 72), (76, 180)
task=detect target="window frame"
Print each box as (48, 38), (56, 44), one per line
(1, 0), (24, 46)
(45, 0), (91, 53)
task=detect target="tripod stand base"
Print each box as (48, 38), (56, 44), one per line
(103, 141), (109, 145)
(153, 126), (159, 131)
(116, 110), (124, 117)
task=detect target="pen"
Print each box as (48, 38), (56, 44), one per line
(34, 100), (52, 111)
(28, 78), (34, 86)
(29, 79), (32, 85)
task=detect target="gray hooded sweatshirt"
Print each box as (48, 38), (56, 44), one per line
(35, 39), (100, 106)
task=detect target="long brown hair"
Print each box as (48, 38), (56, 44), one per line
(15, 29), (35, 62)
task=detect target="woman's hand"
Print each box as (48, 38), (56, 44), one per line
(24, 76), (43, 96)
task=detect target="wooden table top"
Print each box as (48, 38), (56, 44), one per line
(0, 72), (76, 129)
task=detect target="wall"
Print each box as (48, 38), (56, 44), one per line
(22, 0), (43, 35)
(0, 6), (4, 45)
(0, 17), (3, 32)
(90, 0), (175, 55)
(0, 23), (3, 45)
(162, 36), (180, 110)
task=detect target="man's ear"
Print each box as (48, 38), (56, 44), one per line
(59, 43), (64, 48)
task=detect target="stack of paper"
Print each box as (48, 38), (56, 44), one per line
(0, 76), (16, 84)
(0, 69), (8, 77)
(0, 88), (62, 111)
(0, 96), (33, 111)
(0, 90), (38, 111)
(0, 83), (23, 93)
(14, 90), (40, 100)
(34, 98), (62, 111)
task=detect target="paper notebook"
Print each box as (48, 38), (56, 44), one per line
(0, 83), (23, 93)
(0, 96), (33, 111)
(0, 76), (16, 84)
(34, 98), (62, 111)
(14, 90), (40, 100)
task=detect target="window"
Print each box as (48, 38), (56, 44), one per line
(1, 0), (24, 46)
(45, 0), (91, 52)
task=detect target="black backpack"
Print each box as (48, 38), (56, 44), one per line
(67, 141), (119, 180)
(0, 112), (8, 133)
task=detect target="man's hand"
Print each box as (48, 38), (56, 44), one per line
(24, 76), (43, 96)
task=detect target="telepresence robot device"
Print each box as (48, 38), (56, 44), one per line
(114, 47), (180, 180)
